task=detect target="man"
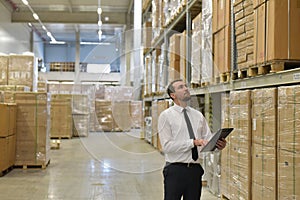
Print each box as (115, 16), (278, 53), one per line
(158, 79), (226, 200)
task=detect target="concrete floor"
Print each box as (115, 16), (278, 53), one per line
(0, 131), (220, 200)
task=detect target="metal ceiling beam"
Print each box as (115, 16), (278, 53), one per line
(12, 11), (127, 24)
(127, 0), (133, 14)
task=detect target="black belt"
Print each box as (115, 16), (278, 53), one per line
(168, 162), (200, 168)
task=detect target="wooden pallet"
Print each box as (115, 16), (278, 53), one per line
(191, 82), (201, 88)
(201, 81), (210, 87)
(220, 72), (231, 83)
(14, 159), (50, 170)
(221, 194), (230, 200)
(50, 139), (61, 150)
(50, 136), (72, 140)
(0, 166), (13, 177)
(250, 60), (300, 77)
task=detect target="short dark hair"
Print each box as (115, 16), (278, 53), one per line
(167, 79), (183, 100)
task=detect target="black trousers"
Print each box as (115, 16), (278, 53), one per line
(163, 163), (204, 200)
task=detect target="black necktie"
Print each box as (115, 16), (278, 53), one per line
(183, 108), (198, 161)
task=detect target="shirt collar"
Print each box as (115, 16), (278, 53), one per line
(173, 104), (191, 113)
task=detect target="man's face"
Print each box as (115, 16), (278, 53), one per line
(171, 81), (191, 102)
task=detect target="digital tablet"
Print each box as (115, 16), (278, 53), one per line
(200, 128), (234, 152)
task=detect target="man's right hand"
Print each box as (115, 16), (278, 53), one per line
(194, 139), (208, 146)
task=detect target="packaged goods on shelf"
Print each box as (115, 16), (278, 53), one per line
(104, 86), (134, 101)
(191, 12), (202, 85)
(168, 34), (181, 84)
(81, 84), (99, 132)
(0, 103), (16, 137)
(252, 143), (277, 200)
(254, 0), (300, 64)
(72, 94), (89, 115)
(204, 151), (221, 196)
(130, 101), (143, 129)
(220, 93), (231, 198)
(0, 135), (16, 173)
(213, 0), (231, 76)
(37, 81), (47, 92)
(234, 0), (254, 70)
(278, 85), (300, 153)
(112, 101), (131, 132)
(144, 56), (152, 96)
(50, 94), (73, 139)
(151, 49), (161, 94)
(95, 100), (131, 132)
(143, 21), (152, 50)
(14, 92), (50, 167)
(95, 84), (105, 99)
(212, 0), (231, 33)
(278, 149), (300, 200)
(0, 85), (30, 92)
(151, 0), (163, 41)
(73, 114), (89, 137)
(252, 88), (277, 147)
(0, 55), (8, 85)
(213, 26), (231, 76)
(95, 100), (114, 132)
(228, 90), (252, 200)
(201, 0), (213, 83)
(72, 94), (90, 136)
(151, 101), (158, 148)
(251, 88), (278, 200)
(8, 54), (37, 91)
(180, 31), (187, 80)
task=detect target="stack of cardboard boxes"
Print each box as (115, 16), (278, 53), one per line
(50, 94), (73, 139)
(14, 92), (50, 168)
(0, 103), (16, 173)
(213, 0), (232, 78)
(278, 85), (300, 199)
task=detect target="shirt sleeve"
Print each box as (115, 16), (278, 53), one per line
(158, 111), (194, 154)
(199, 113), (213, 141)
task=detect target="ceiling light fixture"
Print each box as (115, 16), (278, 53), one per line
(22, 0), (28, 5)
(22, 0), (65, 44)
(97, 0), (102, 41)
(32, 13), (39, 20)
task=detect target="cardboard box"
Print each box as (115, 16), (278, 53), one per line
(0, 55), (8, 85)
(50, 98), (73, 138)
(73, 114), (89, 137)
(8, 54), (37, 91)
(254, 0), (300, 64)
(0, 137), (9, 171)
(213, 25), (231, 75)
(213, 0), (231, 33)
(252, 143), (277, 200)
(8, 135), (16, 167)
(253, 3), (266, 64)
(130, 101), (143, 128)
(229, 90), (252, 200)
(252, 88), (277, 147)
(151, 101), (158, 148)
(180, 31), (186, 80)
(143, 21), (152, 49)
(278, 86), (300, 152)
(14, 92), (50, 166)
(169, 34), (181, 62)
(278, 149), (300, 200)
(0, 104), (9, 137)
(112, 101), (131, 131)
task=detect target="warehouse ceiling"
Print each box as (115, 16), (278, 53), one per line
(1, 0), (134, 43)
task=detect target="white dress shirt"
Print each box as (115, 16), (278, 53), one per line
(158, 104), (212, 163)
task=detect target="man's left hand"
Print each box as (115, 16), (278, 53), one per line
(216, 138), (227, 150)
